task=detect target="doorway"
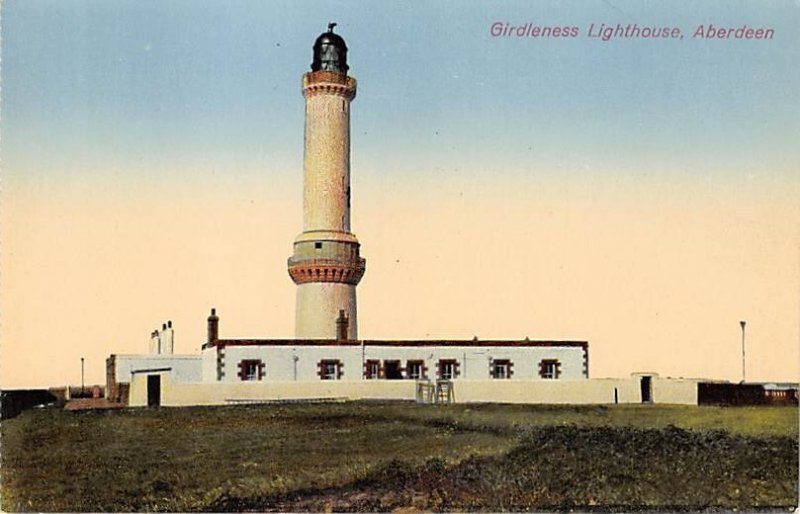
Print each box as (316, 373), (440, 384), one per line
(383, 360), (403, 380)
(640, 376), (652, 403)
(147, 375), (161, 408)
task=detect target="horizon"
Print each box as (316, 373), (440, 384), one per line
(2, 1), (798, 388)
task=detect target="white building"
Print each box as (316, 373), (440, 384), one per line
(204, 339), (587, 383)
(106, 321), (201, 403)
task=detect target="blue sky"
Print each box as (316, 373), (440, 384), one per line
(4, 0), (799, 185)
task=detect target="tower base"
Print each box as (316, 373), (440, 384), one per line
(295, 282), (358, 339)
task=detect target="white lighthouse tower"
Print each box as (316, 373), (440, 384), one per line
(287, 23), (365, 340)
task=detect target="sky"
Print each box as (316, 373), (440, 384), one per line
(2, 1), (798, 388)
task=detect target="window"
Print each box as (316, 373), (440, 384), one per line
(492, 359), (513, 379)
(237, 359), (264, 381)
(438, 359), (459, 380)
(440, 362), (454, 380)
(314, 242), (323, 249)
(539, 359), (561, 379)
(319, 359), (343, 380)
(245, 362), (258, 380)
(406, 360), (425, 380)
(365, 360), (380, 379)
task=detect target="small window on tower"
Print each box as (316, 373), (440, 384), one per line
(315, 242), (323, 249)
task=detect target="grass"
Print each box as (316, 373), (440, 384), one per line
(1, 402), (797, 511)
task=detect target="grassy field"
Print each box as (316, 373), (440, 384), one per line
(1, 401), (797, 512)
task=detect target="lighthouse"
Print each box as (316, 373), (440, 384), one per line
(287, 23), (366, 340)
(110, 23), (593, 405)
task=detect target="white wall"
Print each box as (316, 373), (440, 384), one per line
(128, 373), (699, 407)
(652, 377), (699, 404)
(113, 354), (202, 384)
(215, 344), (586, 382)
(201, 347), (218, 382)
(129, 373), (416, 407)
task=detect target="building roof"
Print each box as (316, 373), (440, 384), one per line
(203, 339), (588, 350)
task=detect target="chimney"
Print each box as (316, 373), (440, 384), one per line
(207, 308), (219, 344)
(163, 320), (174, 355)
(149, 330), (160, 355)
(336, 310), (349, 341)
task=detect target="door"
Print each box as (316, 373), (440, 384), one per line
(383, 360), (403, 379)
(640, 376), (652, 403)
(147, 375), (161, 407)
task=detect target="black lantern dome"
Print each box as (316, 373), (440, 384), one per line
(311, 22), (349, 74)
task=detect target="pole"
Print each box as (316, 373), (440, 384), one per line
(740, 320), (746, 383)
(80, 357), (85, 394)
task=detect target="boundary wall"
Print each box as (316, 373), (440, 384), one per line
(129, 373), (698, 407)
